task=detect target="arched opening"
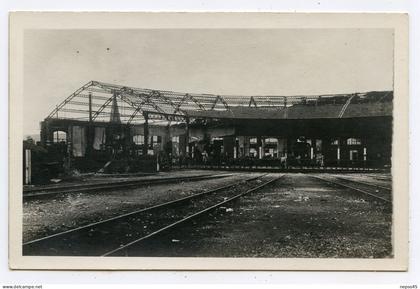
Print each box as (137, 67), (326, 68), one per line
(346, 138), (362, 163)
(53, 131), (67, 143)
(132, 134), (144, 156)
(293, 136), (311, 159)
(50, 130), (68, 158)
(249, 137), (258, 158)
(133, 135), (145, 145)
(171, 136), (180, 158)
(264, 138), (278, 158)
(53, 130), (67, 143)
(347, 138), (361, 145)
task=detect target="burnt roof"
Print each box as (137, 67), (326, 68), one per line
(185, 98), (393, 120)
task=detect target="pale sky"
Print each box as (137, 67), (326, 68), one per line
(23, 28), (394, 135)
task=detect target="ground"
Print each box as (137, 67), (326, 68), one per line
(23, 170), (252, 242)
(23, 170), (392, 258)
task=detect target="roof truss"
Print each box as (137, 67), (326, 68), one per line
(45, 80), (391, 124)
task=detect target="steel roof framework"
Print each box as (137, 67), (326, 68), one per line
(46, 80), (390, 125)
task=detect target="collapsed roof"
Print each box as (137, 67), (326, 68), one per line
(45, 80), (393, 124)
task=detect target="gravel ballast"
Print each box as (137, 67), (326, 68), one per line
(23, 172), (253, 242)
(121, 173), (392, 258)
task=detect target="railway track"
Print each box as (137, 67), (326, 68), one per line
(23, 173), (281, 256)
(310, 175), (392, 203)
(373, 175), (392, 182)
(23, 173), (233, 199)
(333, 176), (392, 192)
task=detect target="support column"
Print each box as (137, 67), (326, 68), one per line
(233, 137), (238, 159)
(163, 125), (172, 158)
(337, 138), (341, 166)
(276, 138), (283, 158)
(47, 131), (54, 146)
(25, 149), (31, 185)
(40, 122), (47, 146)
(285, 138), (291, 158)
(244, 136), (250, 157)
(185, 117), (190, 156)
(40, 121), (53, 146)
(322, 137), (329, 164)
(124, 125), (132, 157)
(310, 138), (315, 160)
(143, 112), (149, 156)
(363, 139), (367, 168)
(89, 92), (93, 122)
(257, 137), (262, 159)
(238, 136), (244, 157)
(87, 92), (93, 157)
(362, 137), (367, 165)
(66, 125), (73, 168)
(223, 136), (235, 159)
(284, 138), (290, 168)
(261, 138), (265, 159)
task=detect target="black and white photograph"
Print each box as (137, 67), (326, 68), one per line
(8, 12), (409, 270)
